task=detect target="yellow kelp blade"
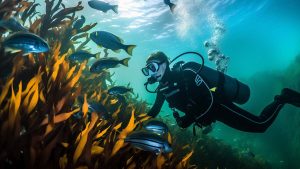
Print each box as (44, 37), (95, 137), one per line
(119, 110), (135, 139)
(91, 146), (104, 155)
(110, 98), (118, 105)
(176, 150), (194, 169)
(112, 104), (121, 118)
(0, 78), (14, 105)
(39, 90), (46, 103)
(182, 144), (190, 150)
(43, 124), (54, 137)
(82, 94), (88, 118)
(111, 139), (124, 157)
(128, 162), (136, 169)
(138, 113), (147, 118)
(41, 108), (80, 125)
(75, 122), (90, 144)
(168, 132), (172, 144)
(66, 65), (76, 80)
(75, 166), (88, 169)
(27, 83), (39, 113)
(59, 154), (68, 169)
(90, 91), (97, 99)
(68, 61), (86, 88)
(14, 82), (22, 114)
(61, 142), (69, 148)
(73, 126), (89, 163)
(139, 116), (151, 123)
(21, 76), (36, 97)
(113, 122), (122, 131)
(51, 54), (66, 82)
(95, 126), (110, 139)
(126, 156), (134, 165)
(73, 113), (98, 163)
(156, 154), (166, 169)
(8, 82), (22, 129)
(8, 84), (16, 129)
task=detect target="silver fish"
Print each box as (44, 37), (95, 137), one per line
(90, 57), (130, 73)
(125, 130), (173, 154)
(90, 31), (136, 56)
(3, 32), (49, 54)
(88, 0), (118, 14)
(143, 120), (169, 135)
(0, 17), (28, 32)
(68, 50), (100, 62)
(73, 15), (86, 30)
(108, 86), (133, 95)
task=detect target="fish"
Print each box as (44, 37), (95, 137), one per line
(143, 120), (169, 135)
(90, 31), (136, 56)
(90, 57), (130, 73)
(163, 0), (176, 12)
(0, 17), (28, 32)
(3, 32), (50, 54)
(88, 0), (118, 14)
(125, 130), (173, 154)
(74, 96), (111, 120)
(108, 86), (133, 95)
(68, 50), (100, 62)
(73, 15), (86, 30)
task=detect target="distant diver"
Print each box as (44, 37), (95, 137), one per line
(142, 51), (300, 133)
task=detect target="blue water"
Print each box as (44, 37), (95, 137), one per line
(61, 0), (300, 167)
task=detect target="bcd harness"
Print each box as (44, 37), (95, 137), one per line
(158, 61), (215, 129)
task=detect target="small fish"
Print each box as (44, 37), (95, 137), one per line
(143, 120), (169, 135)
(68, 50), (100, 62)
(75, 96), (111, 120)
(108, 86), (133, 95)
(90, 31), (136, 56)
(0, 17), (28, 32)
(73, 15), (86, 30)
(3, 32), (49, 54)
(125, 130), (173, 154)
(163, 0), (176, 12)
(88, 0), (118, 14)
(90, 57), (130, 73)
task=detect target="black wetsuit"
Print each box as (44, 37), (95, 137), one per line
(148, 62), (285, 133)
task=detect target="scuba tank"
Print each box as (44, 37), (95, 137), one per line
(178, 61), (250, 104)
(170, 52), (250, 104)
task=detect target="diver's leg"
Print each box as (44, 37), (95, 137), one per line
(213, 99), (284, 133)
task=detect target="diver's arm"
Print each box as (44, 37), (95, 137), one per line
(147, 93), (165, 117)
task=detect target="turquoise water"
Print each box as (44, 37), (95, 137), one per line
(49, 0), (300, 168)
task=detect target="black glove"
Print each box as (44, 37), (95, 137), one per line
(173, 111), (184, 127)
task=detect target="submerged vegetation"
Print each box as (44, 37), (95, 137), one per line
(0, 0), (273, 168)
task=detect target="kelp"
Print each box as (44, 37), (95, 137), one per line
(0, 1), (196, 169)
(0, 0), (21, 19)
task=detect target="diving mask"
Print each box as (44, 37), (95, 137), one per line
(141, 61), (163, 76)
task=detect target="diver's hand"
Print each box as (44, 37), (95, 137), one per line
(173, 111), (184, 128)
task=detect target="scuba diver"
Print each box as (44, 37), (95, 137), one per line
(142, 51), (300, 133)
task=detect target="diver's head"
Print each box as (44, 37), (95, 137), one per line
(142, 51), (170, 83)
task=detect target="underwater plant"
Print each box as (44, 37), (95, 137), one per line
(0, 1), (196, 169)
